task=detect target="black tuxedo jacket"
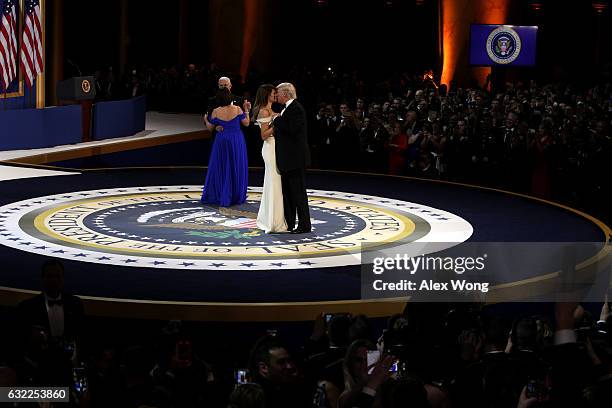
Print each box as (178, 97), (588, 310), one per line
(17, 293), (84, 339)
(206, 94), (244, 115)
(273, 100), (311, 173)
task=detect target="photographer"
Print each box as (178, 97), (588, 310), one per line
(544, 302), (603, 406)
(338, 339), (394, 408)
(453, 317), (527, 407)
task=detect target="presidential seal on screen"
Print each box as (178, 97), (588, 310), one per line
(0, 186), (473, 270)
(81, 79), (91, 93)
(486, 26), (521, 64)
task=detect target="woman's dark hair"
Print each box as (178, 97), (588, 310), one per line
(216, 88), (233, 107)
(253, 84), (275, 119)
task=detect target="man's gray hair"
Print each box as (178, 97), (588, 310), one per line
(277, 82), (297, 99)
(218, 77), (232, 88)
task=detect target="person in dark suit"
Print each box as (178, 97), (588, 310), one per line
(206, 76), (248, 115)
(17, 259), (84, 353)
(271, 82), (311, 233)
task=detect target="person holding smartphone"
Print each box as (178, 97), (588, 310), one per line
(338, 339), (395, 408)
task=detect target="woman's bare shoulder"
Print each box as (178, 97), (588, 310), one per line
(258, 107), (272, 119)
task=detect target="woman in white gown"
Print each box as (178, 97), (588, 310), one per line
(253, 84), (288, 233)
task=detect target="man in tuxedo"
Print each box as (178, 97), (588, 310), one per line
(272, 82), (311, 233)
(17, 259), (84, 349)
(206, 76), (247, 115)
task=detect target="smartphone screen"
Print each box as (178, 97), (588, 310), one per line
(235, 369), (249, 385)
(325, 313), (350, 324)
(526, 379), (540, 399)
(73, 367), (88, 394)
(366, 350), (380, 368)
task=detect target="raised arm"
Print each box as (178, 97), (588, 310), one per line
(239, 106), (250, 127)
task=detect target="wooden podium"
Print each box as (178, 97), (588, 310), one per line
(57, 76), (96, 142)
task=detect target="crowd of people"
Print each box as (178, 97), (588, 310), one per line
(95, 62), (611, 224)
(0, 260), (611, 407)
(36, 63), (610, 406)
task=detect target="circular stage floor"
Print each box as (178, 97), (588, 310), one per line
(0, 167), (609, 321)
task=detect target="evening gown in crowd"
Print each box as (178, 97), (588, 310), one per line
(256, 116), (288, 233)
(201, 112), (248, 207)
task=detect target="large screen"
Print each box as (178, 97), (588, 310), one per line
(469, 24), (538, 67)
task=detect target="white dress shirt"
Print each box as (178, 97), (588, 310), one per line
(280, 98), (294, 116)
(45, 294), (65, 338)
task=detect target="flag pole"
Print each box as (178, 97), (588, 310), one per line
(30, 80), (35, 108)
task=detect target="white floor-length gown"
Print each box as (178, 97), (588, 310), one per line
(256, 117), (288, 233)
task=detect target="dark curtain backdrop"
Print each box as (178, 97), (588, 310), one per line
(56, 1), (610, 84)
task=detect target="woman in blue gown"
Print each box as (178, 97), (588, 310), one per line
(202, 88), (251, 207)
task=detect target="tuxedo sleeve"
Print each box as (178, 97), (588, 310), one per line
(205, 96), (216, 115)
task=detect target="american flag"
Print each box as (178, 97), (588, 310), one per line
(0, 0), (18, 91)
(20, 0), (43, 88)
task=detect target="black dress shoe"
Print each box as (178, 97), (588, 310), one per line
(290, 227), (311, 234)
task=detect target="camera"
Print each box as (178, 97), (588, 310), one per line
(366, 351), (399, 374)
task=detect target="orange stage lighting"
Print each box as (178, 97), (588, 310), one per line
(240, 0), (259, 83)
(441, 0), (509, 89)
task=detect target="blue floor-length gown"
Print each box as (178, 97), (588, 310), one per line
(202, 112), (248, 207)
